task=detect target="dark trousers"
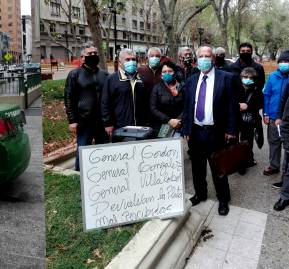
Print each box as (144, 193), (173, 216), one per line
(281, 151), (289, 200)
(75, 123), (108, 171)
(188, 125), (231, 203)
(239, 122), (254, 163)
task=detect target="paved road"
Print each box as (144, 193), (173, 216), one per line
(184, 128), (289, 269)
(0, 98), (45, 268)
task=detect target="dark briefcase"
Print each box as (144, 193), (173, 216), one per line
(210, 141), (251, 178)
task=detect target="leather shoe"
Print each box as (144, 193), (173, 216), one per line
(263, 166), (279, 176)
(218, 202), (229, 216)
(189, 194), (207, 206)
(273, 198), (289, 211)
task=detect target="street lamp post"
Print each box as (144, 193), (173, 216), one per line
(197, 27), (204, 46)
(108, 0), (124, 71)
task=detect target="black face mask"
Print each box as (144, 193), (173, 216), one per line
(183, 57), (192, 67)
(239, 53), (252, 64)
(84, 55), (99, 69)
(215, 56), (225, 66)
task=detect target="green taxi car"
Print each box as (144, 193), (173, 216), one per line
(0, 103), (31, 184)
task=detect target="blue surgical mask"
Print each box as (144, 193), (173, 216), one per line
(124, 60), (137, 74)
(149, 56), (160, 68)
(242, 78), (254, 86)
(278, 63), (289, 73)
(162, 73), (174, 83)
(197, 57), (212, 72)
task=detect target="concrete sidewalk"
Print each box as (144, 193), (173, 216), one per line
(0, 98), (45, 268)
(184, 129), (289, 269)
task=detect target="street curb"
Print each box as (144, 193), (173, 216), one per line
(44, 165), (214, 269)
(105, 198), (215, 269)
(44, 164), (80, 176)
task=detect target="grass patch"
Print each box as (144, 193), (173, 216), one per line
(45, 170), (143, 269)
(42, 79), (65, 102)
(42, 79), (74, 154)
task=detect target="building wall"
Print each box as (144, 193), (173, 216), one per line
(0, 0), (22, 62)
(22, 15), (33, 62)
(39, 0), (165, 62)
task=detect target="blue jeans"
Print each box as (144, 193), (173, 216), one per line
(75, 123), (108, 171)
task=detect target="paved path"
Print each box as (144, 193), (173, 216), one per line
(0, 98), (45, 268)
(184, 130), (289, 269)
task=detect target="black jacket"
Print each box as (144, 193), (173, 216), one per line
(150, 81), (184, 130)
(230, 58), (265, 109)
(101, 70), (150, 129)
(64, 66), (109, 124)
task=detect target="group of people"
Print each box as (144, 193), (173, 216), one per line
(64, 42), (289, 216)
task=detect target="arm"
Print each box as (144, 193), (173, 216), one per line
(64, 70), (78, 134)
(101, 75), (114, 134)
(276, 82), (289, 122)
(262, 75), (272, 124)
(225, 73), (238, 137)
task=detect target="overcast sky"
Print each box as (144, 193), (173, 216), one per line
(21, 0), (31, 15)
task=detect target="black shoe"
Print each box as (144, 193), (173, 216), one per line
(263, 166), (279, 176)
(238, 167), (247, 175)
(218, 202), (229, 216)
(272, 181), (283, 189)
(189, 194), (207, 206)
(247, 160), (257, 168)
(273, 198), (289, 211)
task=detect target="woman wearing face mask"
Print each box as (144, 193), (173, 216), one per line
(238, 67), (261, 174)
(150, 61), (185, 137)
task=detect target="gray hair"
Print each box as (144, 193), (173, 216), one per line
(119, 48), (136, 61)
(214, 47), (226, 55)
(178, 46), (193, 57)
(240, 67), (257, 78)
(80, 42), (97, 56)
(196, 45), (213, 57)
(147, 47), (161, 57)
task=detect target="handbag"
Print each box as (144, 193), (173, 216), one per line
(210, 140), (251, 178)
(241, 92), (255, 124)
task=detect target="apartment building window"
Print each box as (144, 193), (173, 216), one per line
(139, 8), (144, 16)
(51, 1), (61, 16)
(40, 22), (45, 32)
(79, 27), (85, 35)
(123, 31), (127, 39)
(140, 21), (144, 30)
(147, 35), (151, 42)
(146, 23), (151, 31)
(8, 22), (13, 27)
(49, 23), (56, 33)
(132, 20), (137, 29)
(122, 17), (126, 26)
(102, 14), (107, 23)
(72, 7), (80, 19)
(132, 5), (137, 16)
(153, 36), (157, 43)
(140, 34), (144, 41)
(132, 33), (137, 40)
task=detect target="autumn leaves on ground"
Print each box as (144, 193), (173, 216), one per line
(42, 79), (75, 155)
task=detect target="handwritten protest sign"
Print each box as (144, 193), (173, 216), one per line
(80, 138), (185, 231)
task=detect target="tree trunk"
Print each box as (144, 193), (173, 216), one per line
(83, 0), (107, 70)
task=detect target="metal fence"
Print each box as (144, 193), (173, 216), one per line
(0, 72), (41, 96)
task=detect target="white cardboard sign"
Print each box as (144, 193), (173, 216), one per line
(79, 138), (185, 231)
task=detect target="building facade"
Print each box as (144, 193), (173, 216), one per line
(0, 0), (22, 62)
(22, 15), (32, 62)
(39, 0), (165, 62)
(0, 31), (9, 62)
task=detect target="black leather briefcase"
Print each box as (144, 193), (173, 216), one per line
(210, 141), (251, 177)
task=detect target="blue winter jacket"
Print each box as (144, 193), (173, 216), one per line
(263, 69), (289, 120)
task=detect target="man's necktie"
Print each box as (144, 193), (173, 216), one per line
(196, 75), (208, 121)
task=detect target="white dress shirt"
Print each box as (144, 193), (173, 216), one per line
(194, 67), (215, 126)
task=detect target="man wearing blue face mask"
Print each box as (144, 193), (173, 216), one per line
(182, 46), (238, 216)
(101, 49), (149, 139)
(138, 47), (162, 93)
(263, 50), (289, 183)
